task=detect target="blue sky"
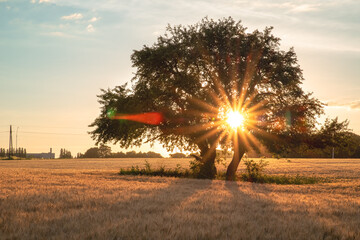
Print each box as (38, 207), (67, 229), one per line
(0, 0), (359, 157)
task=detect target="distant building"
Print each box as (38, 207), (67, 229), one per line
(27, 148), (55, 159)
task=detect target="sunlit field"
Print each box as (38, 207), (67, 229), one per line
(1, 158), (360, 239)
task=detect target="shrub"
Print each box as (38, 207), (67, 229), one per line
(119, 161), (193, 178)
(189, 158), (203, 177)
(242, 159), (269, 182)
(144, 160), (151, 172)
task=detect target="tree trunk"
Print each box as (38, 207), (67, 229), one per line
(226, 135), (246, 181)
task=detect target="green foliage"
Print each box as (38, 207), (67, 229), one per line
(119, 160), (209, 178)
(144, 160), (152, 172)
(189, 157), (204, 177)
(242, 159), (269, 182)
(314, 118), (358, 158)
(119, 162), (192, 178)
(317, 118), (351, 147)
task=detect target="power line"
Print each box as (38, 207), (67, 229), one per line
(7, 124), (89, 130)
(20, 131), (88, 136)
(0, 130), (88, 135)
(0, 125), (89, 131)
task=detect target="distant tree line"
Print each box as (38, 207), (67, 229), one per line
(76, 129), (360, 160)
(276, 132), (360, 158)
(111, 151), (163, 158)
(169, 153), (191, 158)
(77, 144), (163, 158)
(271, 119), (360, 158)
(59, 148), (72, 159)
(0, 148), (27, 158)
(0, 148), (5, 157)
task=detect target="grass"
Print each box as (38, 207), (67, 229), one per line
(1, 158), (360, 239)
(119, 163), (193, 178)
(119, 159), (326, 184)
(239, 173), (326, 184)
(119, 166), (326, 184)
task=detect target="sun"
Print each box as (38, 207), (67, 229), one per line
(226, 111), (245, 130)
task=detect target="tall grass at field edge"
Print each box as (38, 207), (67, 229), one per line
(119, 160), (327, 185)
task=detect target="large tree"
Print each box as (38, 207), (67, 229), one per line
(90, 17), (323, 179)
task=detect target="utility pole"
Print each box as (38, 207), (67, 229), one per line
(9, 125), (13, 158)
(331, 132), (335, 159)
(16, 127), (19, 150)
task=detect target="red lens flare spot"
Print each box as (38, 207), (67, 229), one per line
(112, 112), (164, 125)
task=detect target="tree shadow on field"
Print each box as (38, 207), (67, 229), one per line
(26, 175), (213, 239)
(4, 171), (359, 240)
(224, 181), (360, 240)
(108, 177), (213, 238)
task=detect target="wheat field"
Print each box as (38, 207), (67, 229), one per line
(1, 158), (360, 239)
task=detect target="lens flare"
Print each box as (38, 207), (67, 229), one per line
(226, 111), (245, 129)
(111, 112), (164, 125)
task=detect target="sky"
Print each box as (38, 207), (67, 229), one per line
(0, 0), (359, 157)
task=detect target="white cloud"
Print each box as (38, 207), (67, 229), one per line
(47, 31), (67, 37)
(86, 24), (95, 32)
(290, 4), (320, 12)
(30, 0), (36, 3)
(326, 99), (360, 110)
(42, 31), (76, 38)
(89, 17), (98, 22)
(51, 31), (65, 36)
(39, 0), (51, 3)
(61, 13), (83, 20)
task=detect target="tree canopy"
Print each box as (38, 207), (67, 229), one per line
(90, 17), (328, 179)
(81, 144), (111, 158)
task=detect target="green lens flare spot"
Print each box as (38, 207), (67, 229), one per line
(107, 108), (116, 119)
(285, 110), (291, 127)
